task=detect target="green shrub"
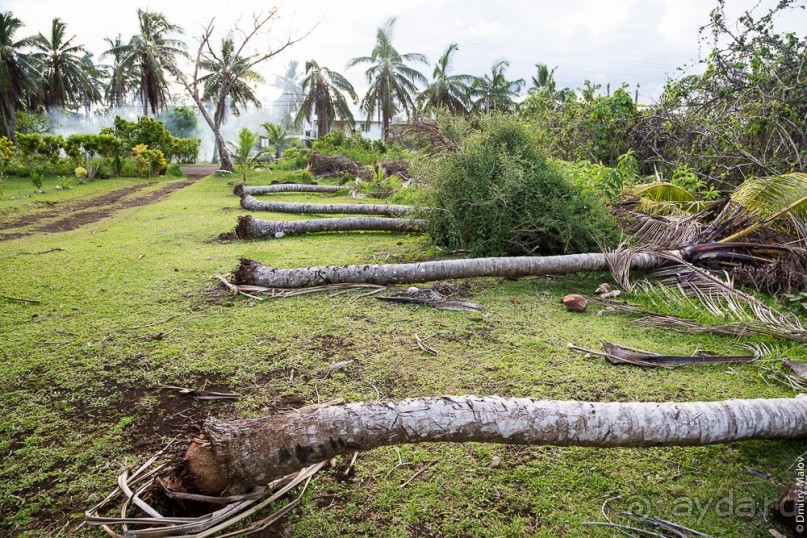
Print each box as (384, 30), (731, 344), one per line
(119, 158), (137, 178)
(273, 146), (309, 170)
(132, 144), (167, 178)
(165, 163), (185, 177)
(425, 114), (618, 257)
(170, 137), (200, 164)
(388, 185), (430, 207)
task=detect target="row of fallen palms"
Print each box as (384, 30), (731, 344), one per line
(230, 181), (423, 239)
(91, 174), (806, 536)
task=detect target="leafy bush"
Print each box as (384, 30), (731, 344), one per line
(102, 116), (173, 156)
(132, 144), (167, 178)
(425, 114), (618, 257)
(520, 83), (638, 167)
(170, 137), (201, 164)
(272, 146), (310, 171)
(165, 163), (185, 177)
(632, 2), (807, 186)
(64, 134), (121, 180)
(313, 131), (402, 165)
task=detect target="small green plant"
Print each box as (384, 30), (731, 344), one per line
(30, 170), (44, 191)
(784, 292), (807, 314)
(56, 176), (73, 190)
(298, 170), (315, 183)
(671, 165), (720, 201)
(165, 163), (185, 177)
(227, 128), (267, 183)
(0, 136), (13, 197)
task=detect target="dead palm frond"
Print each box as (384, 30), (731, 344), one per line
(619, 211), (705, 249)
(603, 249), (807, 343)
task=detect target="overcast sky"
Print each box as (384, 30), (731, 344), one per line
(6, 0), (806, 109)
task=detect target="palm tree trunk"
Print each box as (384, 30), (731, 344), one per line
(188, 395), (807, 494)
(216, 132), (233, 172)
(240, 194), (413, 216)
(235, 184), (344, 196)
(234, 215), (425, 239)
(232, 251), (665, 288)
(211, 136), (219, 164)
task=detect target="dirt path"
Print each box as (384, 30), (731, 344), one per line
(180, 165), (220, 180)
(0, 180), (193, 241)
(0, 183), (152, 232)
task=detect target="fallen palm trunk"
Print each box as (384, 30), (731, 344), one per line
(233, 183), (343, 196)
(189, 395), (807, 494)
(240, 193), (413, 216)
(232, 250), (668, 288)
(234, 215), (426, 239)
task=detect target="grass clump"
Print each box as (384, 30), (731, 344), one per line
(425, 114), (618, 257)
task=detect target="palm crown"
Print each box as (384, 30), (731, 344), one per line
(295, 59), (357, 138)
(347, 17), (427, 140)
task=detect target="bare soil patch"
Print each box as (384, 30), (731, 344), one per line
(180, 165), (220, 180)
(0, 180), (193, 240)
(0, 183), (151, 231)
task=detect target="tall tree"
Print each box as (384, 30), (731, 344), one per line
(418, 43), (473, 114)
(273, 60), (304, 125)
(101, 34), (137, 108)
(107, 10), (186, 116)
(173, 10), (306, 171)
(471, 60), (524, 113)
(347, 17), (427, 141)
(530, 63), (571, 102)
(295, 59), (357, 138)
(199, 36), (263, 164)
(0, 12), (37, 140)
(29, 18), (100, 110)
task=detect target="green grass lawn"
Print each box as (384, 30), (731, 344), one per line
(0, 172), (805, 536)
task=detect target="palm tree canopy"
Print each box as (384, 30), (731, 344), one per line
(106, 9), (186, 115)
(0, 11), (39, 136)
(347, 17), (427, 137)
(530, 63), (572, 103)
(199, 37), (264, 122)
(418, 43), (474, 114)
(295, 59), (357, 137)
(273, 60), (304, 122)
(30, 18), (101, 109)
(261, 121), (293, 158)
(471, 59), (524, 113)
(101, 34), (138, 108)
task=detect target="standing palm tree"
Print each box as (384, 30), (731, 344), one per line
(471, 60), (524, 113)
(347, 18), (427, 141)
(0, 12), (37, 140)
(199, 36), (263, 166)
(418, 43), (473, 114)
(261, 121), (293, 160)
(295, 59), (357, 139)
(101, 34), (138, 108)
(29, 18), (100, 110)
(273, 61), (304, 125)
(530, 63), (571, 102)
(106, 10), (185, 116)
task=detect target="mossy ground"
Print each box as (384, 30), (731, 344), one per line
(0, 172), (805, 537)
